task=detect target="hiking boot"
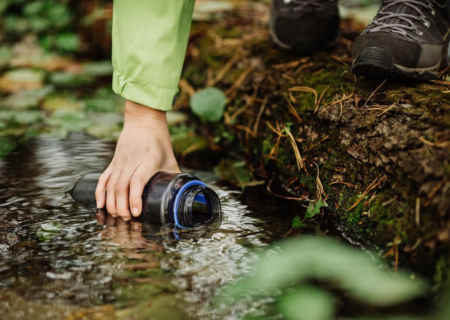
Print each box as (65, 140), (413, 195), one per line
(269, 0), (341, 54)
(352, 0), (450, 81)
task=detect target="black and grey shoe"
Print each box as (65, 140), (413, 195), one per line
(269, 0), (341, 54)
(352, 0), (450, 81)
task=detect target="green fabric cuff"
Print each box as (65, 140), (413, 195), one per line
(112, 71), (177, 111)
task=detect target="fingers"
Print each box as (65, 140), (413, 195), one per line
(129, 163), (157, 217)
(95, 164), (114, 209)
(106, 167), (122, 217)
(115, 167), (136, 221)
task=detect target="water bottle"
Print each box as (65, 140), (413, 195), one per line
(71, 172), (221, 229)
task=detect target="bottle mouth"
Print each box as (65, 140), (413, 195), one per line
(173, 181), (221, 229)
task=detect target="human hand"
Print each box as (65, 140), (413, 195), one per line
(95, 100), (180, 221)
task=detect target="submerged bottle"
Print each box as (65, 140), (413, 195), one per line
(71, 172), (221, 229)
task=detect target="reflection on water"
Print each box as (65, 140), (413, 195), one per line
(0, 134), (300, 319)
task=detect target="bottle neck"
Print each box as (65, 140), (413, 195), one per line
(173, 183), (221, 229)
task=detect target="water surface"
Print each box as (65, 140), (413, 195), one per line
(0, 135), (308, 319)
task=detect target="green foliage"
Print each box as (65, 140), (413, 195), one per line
(0, 137), (17, 159)
(1, 0), (77, 53)
(216, 159), (264, 190)
(290, 200), (328, 229)
(291, 216), (306, 228)
(190, 87), (227, 122)
(82, 61), (114, 77)
(4, 86), (53, 109)
(305, 199), (328, 219)
(36, 221), (62, 241)
(222, 237), (427, 318)
(278, 286), (334, 320)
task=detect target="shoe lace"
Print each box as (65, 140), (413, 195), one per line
(280, 0), (331, 13)
(369, 0), (446, 36)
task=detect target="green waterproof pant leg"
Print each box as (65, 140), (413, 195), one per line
(112, 0), (195, 111)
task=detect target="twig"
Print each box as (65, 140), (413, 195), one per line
(253, 97), (268, 135)
(289, 86), (318, 105)
(419, 137), (450, 148)
(347, 174), (385, 212)
(424, 180), (444, 207)
(285, 97), (302, 122)
(285, 126), (307, 174)
(226, 84), (259, 124)
(377, 103), (397, 117)
(314, 86), (330, 114)
(178, 78), (196, 97)
(208, 53), (240, 86)
(226, 66), (254, 96)
(234, 124), (256, 137)
(415, 198), (421, 228)
(329, 181), (355, 188)
(338, 100), (343, 121)
(319, 94), (354, 115)
(267, 177), (306, 201)
(272, 57), (309, 70)
(363, 79), (387, 108)
(331, 55), (348, 66)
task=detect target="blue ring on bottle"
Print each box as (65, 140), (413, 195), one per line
(173, 180), (208, 229)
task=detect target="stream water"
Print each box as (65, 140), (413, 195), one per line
(0, 134), (314, 319)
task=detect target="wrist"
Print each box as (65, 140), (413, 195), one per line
(124, 100), (167, 128)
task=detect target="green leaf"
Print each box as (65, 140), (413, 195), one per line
(4, 86), (53, 109)
(193, 1), (234, 21)
(190, 87), (227, 122)
(305, 200), (328, 219)
(0, 46), (12, 68)
(3, 68), (44, 84)
(50, 72), (94, 87)
(292, 216), (302, 228)
(225, 237), (426, 307)
(12, 110), (43, 124)
(278, 287), (334, 320)
(29, 17), (50, 32)
(0, 137), (17, 159)
(82, 61), (113, 77)
(55, 33), (79, 52)
(37, 222), (62, 241)
(23, 1), (44, 16)
(45, 110), (90, 137)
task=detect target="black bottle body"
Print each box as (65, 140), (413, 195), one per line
(71, 172), (221, 229)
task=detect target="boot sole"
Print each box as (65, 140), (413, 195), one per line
(352, 47), (440, 81)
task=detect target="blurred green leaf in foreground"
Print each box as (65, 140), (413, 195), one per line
(220, 236), (427, 320)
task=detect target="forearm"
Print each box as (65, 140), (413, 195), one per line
(112, 0), (195, 111)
